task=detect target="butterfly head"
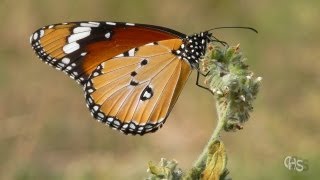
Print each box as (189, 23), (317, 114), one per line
(174, 31), (212, 69)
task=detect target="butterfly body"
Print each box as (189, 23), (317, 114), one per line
(30, 21), (211, 135)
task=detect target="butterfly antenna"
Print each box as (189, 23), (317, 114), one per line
(207, 26), (258, 34)
(205, 26), (258, 46)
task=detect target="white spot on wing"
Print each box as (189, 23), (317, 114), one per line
(125, 23), (135, 26)
(106, 22), (116, 25)
(33, 32), (38, 40)
(93, 72), (99, 76)
(113, 121), (120, 126)
(87, 89), (94, 93)
(39, 30), (44, 38)
(61, 57), (70, 64)
(105, 32), (111, 38)
(143, 91), (151, 99)
(128, 48), (135, 56)
(48, 25), (54, 29)
(129, 123), (136, 129)
(81, 52), (87, 56)
(93, 106), (99, 111)
(98, 113), (104, 118)
(80, 22), (100, 27)
(73, 27), (91, 33)
(57, 62), (66, 68)
(63, 42), (80, 54)
(115, 53), (124, 58)
(68, 31), (91, 43)
(66, 66), (72, 71)
(89, 22), (100, 26)
(88, 98), (93, 104)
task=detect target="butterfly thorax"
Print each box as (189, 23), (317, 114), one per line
(173, 32), (211, 68)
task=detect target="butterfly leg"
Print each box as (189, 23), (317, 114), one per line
(196, 71), (215, 95)
(209, 36), (229, 47)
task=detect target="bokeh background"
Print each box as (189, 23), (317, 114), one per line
(0, 0), (319, 179)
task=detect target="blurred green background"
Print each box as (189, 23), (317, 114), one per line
(0, 0), (319, 179)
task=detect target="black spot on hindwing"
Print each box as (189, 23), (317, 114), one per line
(130, 80), (139, 86)
(140, 59), (148, 66)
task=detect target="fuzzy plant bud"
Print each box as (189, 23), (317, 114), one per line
(201, 44), (261, 131)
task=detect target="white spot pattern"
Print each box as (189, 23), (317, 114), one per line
(125, 23), (135, 26)
(143, 91), (152, 99)
(68, 31), (91, 43)
(73, 27), (91, 33)
(61, 57), (70, 64)
(80, 22), (100, 27)
(39, 30), (45, 38)
(105, 32), (111, 38)
(93, 106), (99, 111)
(115, 53), (124, 58)
(63, 42), (80, 54)
(33, 32), (38, 40)
(128, 48), (135, 56)
(106, 22), (116, 25)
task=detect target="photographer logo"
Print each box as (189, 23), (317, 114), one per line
(284, 156), (308, 172)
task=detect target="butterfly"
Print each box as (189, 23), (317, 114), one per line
(30, 21), (213, 135)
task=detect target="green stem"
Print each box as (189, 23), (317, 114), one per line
(193, 101), (230, 170)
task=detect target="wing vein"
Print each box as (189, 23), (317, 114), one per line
(133, 55), (177, 125)
(144, 58), (181, 124)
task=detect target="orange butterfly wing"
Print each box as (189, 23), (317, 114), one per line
(85, 39), (192, 135)
(30, 21), (210, 135)
(30, 22), (186, 84)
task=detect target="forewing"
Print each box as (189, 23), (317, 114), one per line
(30, 21), (185, 84)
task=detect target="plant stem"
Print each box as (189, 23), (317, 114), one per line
(193, 101), (230, 169)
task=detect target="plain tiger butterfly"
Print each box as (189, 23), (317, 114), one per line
(30, 21), (213, 135)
